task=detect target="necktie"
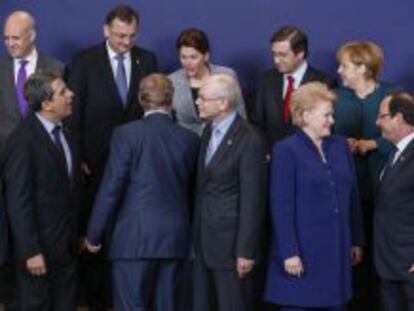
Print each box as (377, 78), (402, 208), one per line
(16, 59), (29, 117)
(52, 125), (68, 173)
(380, 147), (397, 181)
(283, 75), (295, 122)
(205, 127), (221, 165)
(115, 54), (128, 106)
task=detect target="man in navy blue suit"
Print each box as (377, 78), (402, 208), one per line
(85, 73), (199, 311)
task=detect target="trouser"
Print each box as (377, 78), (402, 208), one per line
(15, 256), (78, 311)
(112, 259), (185, 311)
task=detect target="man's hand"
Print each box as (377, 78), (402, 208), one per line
(84, 238), (102, 254)
(26, 253), (47, 276)
(351, 246), (363, 266)
(81, 162), (91, 176)
(408, 263), (414, 274)
(284, 255), (304, 277)
(236, 257), (254, 278)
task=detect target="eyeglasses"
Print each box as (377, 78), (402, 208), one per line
(377, 113), (391, 120)
(197, 96), (223, 102)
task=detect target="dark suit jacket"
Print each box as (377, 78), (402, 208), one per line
(1, 114), (82, 261)
(375, 138), (414, 281)
(0, 53), (64, 154)
(194, 115), (267, 269)
(251, 66), (330, 146)
(66, 43), (158, 180)
(0, 176), (8, 266)
(87, 113), (199, 259)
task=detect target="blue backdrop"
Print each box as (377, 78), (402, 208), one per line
(1, 0), (413, 93)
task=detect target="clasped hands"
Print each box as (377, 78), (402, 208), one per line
(347, 138), (377, 155)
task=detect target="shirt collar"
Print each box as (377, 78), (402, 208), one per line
(14, 47), (38, 67)
(396, 132), (414, 153)
(106, 41), (131, 61)
(284, 60), (308, 84)
(212, 111), (237, 136)
(35, 112), (62, 135)
(144, 108), (172, 118)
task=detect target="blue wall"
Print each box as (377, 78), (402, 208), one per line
(1, 0), (413, 93)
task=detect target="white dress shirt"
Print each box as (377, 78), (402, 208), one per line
(106, 41), (132, 88)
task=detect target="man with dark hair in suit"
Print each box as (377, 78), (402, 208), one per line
(84, 73), (199, 311)
(2, 71), (82, 310)
(193, 73), (267, 311)
(66, 5), (158, 309)
(375, 91), (414, 311)
(251, 25), (331, 146)
(0, 11), (64, 309)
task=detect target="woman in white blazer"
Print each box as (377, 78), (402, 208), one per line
(169, 28), (246, 135)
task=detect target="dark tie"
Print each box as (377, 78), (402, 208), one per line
(380, 147), (397, 181)
(115, 54), (128, 106)
(52, 125), (68, 173)
(16, 59), (29, 117)
(283, 75), (295, 122)
(205, 127), (221, 165)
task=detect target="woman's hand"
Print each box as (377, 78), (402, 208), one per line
(357, 139), (378, 155)
(347, 138), (359, 153)
(284, 256), (304, 277)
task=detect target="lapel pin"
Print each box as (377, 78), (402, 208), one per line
(136, 59), (140, 65)
(227, 139), (232, 146)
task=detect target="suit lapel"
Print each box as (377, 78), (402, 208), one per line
(127, 48), (142, 109)
(97, 45), (125, 108)
(382, 139), (414, 186)
(301, 66), (318, 85)
(29, 114), (71, 181)
(206, 115), (241, 169)
(197, 124), (211, 184)
(4, 58), (21, 118)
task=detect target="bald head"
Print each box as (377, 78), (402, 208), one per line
(4, 10), (36, 58)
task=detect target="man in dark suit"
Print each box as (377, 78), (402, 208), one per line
(251, 25), (331, 146)
(0, 10), (64, 153)
(66, 5), (158, 309)
(84, 73), (199, 311)
(193, 73), (267, 311)
(375, 91), (414, 311)
(1, 71), (82, 310)
(0, 177), (8, 267)
(0, 11), (64, 309)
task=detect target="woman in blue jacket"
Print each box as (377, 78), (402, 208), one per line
(265, 82), (364, 310)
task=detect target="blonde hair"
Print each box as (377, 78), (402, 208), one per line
(291, 82), (336, 127)
(336, 41), (384, 81)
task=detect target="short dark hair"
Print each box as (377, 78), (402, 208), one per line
(388, 91), (414, 126)
(138, 73), (174, 111)
(105, 5), (139, 26)
(270, 25), (308, 58)
(24, 70), (61, 112)
(176, 28), (210, 54)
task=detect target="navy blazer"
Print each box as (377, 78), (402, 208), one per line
(265, 130), (364, 307)
(87, 113), (199, 259)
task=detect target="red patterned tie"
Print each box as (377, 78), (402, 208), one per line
(283, 75), (295, 122)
